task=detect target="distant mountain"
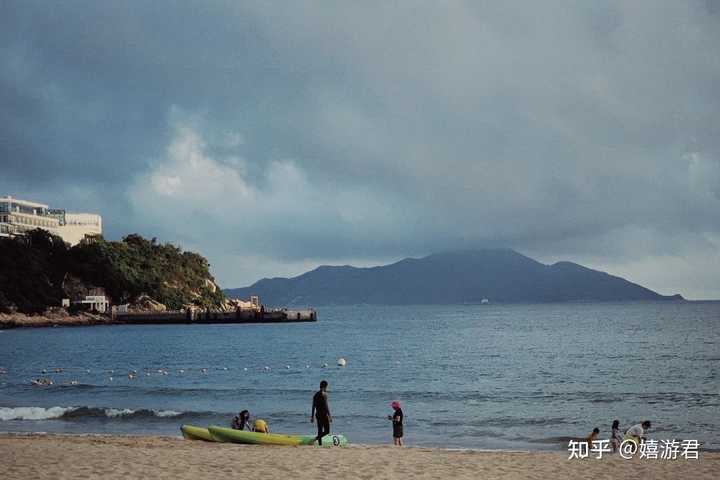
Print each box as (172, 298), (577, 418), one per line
(224, 249), (684, 306)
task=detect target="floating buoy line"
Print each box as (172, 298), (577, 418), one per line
(19, 359), (351, 386)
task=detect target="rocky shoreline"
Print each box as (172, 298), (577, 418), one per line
(0, 311), (114, 329)
(0, 305), (315, 329)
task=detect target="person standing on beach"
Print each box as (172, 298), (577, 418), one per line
(610, 420), (623, 452)
(388, 401), (404, 446)
(311, 380), (331, 445)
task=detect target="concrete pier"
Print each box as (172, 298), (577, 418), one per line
(113, 308), (317, 325)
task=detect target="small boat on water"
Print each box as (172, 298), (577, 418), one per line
(181, 424), (348, 447)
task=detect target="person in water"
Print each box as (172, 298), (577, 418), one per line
(625, 420), (651, 444)
(610, 420), (623, 452)
(388, 400), (404, 446)
(586, 427), (600, 447)
(311, 380), (331, 445)
(232, 410), (251, 430)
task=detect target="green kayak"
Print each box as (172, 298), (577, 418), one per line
(207, 425), (348, 447)
(181, 424), (217, 442)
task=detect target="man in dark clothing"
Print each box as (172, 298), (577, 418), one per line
(389, 401), (404, 446)
(311, 380), (331, 445)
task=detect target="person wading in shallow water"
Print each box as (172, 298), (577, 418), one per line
(311, 380), (331, 445)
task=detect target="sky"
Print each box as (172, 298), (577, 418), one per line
(1, 1), (719, 299)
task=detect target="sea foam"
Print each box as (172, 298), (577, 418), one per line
(0, 406), (184, 421)
(0, 406), (76, 421)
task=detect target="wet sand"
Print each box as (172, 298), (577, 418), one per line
(1, 433), (718, 479)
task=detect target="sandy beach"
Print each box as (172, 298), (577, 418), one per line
(1, 434), (718, 480)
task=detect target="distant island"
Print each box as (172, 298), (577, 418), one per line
(225, 249), (684, 306)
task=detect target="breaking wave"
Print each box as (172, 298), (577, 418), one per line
(0, 406), (190, 421)
(0, 406), (75, 421)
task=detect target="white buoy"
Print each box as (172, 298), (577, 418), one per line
(337, 358), (347, 367)
(179, 369), (184, 374)
(109, 377), (113, 381)
(285, 365), (290, 369)
(306, 365), (310, 369)
(321, 363), (328, 368)
(243, 367), (248, 372)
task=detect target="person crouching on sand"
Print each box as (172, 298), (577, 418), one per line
(586, 427), (599, 447)
(625, 420), (651, 445)
(232, 410), (251, 430)
(388, 401), (404, 446)
(253, 419), (269, 433)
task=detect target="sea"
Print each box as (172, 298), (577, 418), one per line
(1, 302), (718, 451)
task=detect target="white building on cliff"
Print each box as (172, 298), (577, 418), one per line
(0, 195), (102, 246)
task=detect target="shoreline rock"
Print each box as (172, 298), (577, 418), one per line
(0, 311), (115, 329)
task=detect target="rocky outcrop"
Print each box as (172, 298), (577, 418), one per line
(128, 295), (167, 312)
(0, 309), (113, 329)
(218, 297), (260, 312)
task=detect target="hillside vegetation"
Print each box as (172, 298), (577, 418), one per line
(0, 230), (224, 314)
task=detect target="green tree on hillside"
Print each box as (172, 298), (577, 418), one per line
(0, 230), (69, 313)
(0, 230), (224, 313)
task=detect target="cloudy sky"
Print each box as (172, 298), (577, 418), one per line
(2, 1), (719, 299)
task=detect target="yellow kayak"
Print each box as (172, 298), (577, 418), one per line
(207, 425), (348, 447)
(181, 424), (217, 442)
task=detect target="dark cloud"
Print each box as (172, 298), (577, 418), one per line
(1, 1), (719, 298)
